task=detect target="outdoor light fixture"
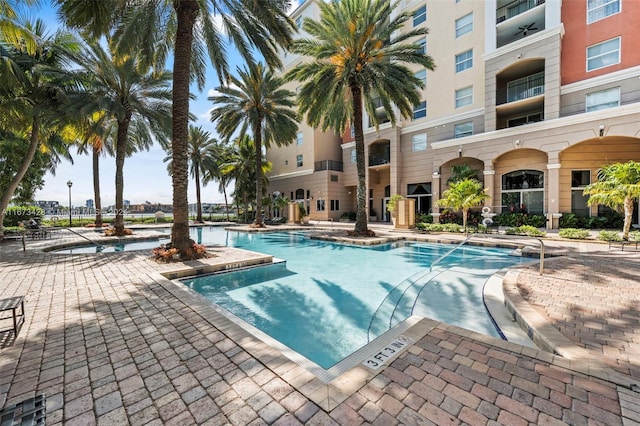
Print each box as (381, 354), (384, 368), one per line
(66, 180), (73, 227)
(458, 148), (463, 158)
(599, 124), (605, 138)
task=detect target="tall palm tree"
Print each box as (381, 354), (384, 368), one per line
(0, 18), (79, 235)
(288, 0), (435, 236)
(584, 161), (640, 240)
(447, 164), (479, 184)
(186, 126), (217, 222)
(56, 0), (293, 255)
(210, 62), (298, 227)
(0, 0), (38, 54)
(202, 139), (234, 221)
(436, 179), (489, 231)
(70, 38), (172, 235)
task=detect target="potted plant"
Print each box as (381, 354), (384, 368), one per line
(386, 194), (404, 225)
(298, 203), (310, 224)
(369, 208), (378, 222)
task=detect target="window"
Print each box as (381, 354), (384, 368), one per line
(501, 170), (544, 214)
(316, 199), (326, 211)
(586, 87), (620, 112)
(331, 174), (339, 182)
(454, 122), (473, 138)
(351, 149), (356, 163)
(508, 112), (543, 127)
(407, 183), (432, 215)
(412, 133), (427, 151)
(455, 13), (473, 38)
(455, 86), (472, 108)
(296, 154), (303, 167)
(296, 131), (303, 145)
(571, 170), (591, 216)
(296, 16), (303, 29)
(587, 0), (620, 24)
(413, 101), (426, 119)
(413, 5), (426, 26)
(416, 37), (427, 55)
(455, 49), (473, 72)
(587, 37), (620, 71)
(350, 127), (355, 138)
(414, 69), (427, 86)
(330, 200), (340, 211)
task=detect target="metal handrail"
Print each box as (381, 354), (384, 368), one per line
(65, 227), (105, 250)
(430, 234), (476, 271)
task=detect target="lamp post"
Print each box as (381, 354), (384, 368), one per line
(67, 180), (73, 227)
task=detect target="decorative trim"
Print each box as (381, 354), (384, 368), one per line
(547, 163), (561, 170)
(483, 25), (564, 62)
(268, 169), (314, 181)
(400, 108), (485, 134)
(483, 170), (495, 175)
(561, 65), (640, 95)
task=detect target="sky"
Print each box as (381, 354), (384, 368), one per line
(27, 1), (298, 208)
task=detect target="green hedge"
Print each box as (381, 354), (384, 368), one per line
(493, 213), (547, 228)
(504, 225), (546, 237)
(558, 228), (590, 240)
(3, 205), (44, 227)
(559, 212), (624, 229)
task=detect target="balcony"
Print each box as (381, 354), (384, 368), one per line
(368, 140), (391, 167)
(314, 160), (344, 172)
(496, 0), (545, 48)
(368, 154), (390, 167)
(496, 72), (544, 106)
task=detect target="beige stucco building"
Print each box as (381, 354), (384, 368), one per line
(266, 0), (640, 227)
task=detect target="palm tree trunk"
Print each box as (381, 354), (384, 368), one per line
(114, 117), (130, 236)
(351, 84), (369, 235)
(195, 166), (203, 222)
(223, 186), (229, 221)
(254, 123), (264, 227)
(623, 196), (633, 240)
(171, 0), (199, 254)
(0, 117), (40, 237)
(92, 146), (103, 228)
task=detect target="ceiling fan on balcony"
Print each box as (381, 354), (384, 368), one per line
(515, 23), (538, 37)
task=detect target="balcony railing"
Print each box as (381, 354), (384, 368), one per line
(314, 160), (343, 172)
(369, 154), (390, 166)
(497, 72), (544, 105)
(496, 0), (545, 24)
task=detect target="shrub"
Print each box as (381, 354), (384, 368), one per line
(598, 230), (622, 242)
(559, 213), (579, 229)
(505, 225), (546, 237)
(558, 228), (590, 239)
(439, 210), (481, 226)
(417, 223), (462, 233)
(104, 227), (133, 236)
(416, 213), (433, 224)
(630, 231), (640, 242)
(3, 205), (44, 227)
(493, 212), (546, 228)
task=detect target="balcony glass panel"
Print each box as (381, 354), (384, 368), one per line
(496, 0), (545, 24)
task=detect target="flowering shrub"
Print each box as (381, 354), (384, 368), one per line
(104, 227), (133, 236)
(152, 245), (179, 262)
(151, 242), (211, 262)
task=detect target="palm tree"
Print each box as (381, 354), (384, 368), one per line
(210, 62), (298, 227)
(56, 0), (293, 255)
(584, 161), (640, 240)
(0, 18), (80, 235)
(70, 38), (172, 235)
(447, 164), (479, 184)
(187, 126), (217, 222)
(288, 0), (435, 236)
(202, 139), (234, 221)
(436, 179), (489, 231)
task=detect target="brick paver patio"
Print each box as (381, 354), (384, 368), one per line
(1, 227), (639, 425)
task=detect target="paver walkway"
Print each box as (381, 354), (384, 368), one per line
(0, 228), (639, 425)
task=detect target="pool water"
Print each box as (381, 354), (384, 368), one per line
(179, 229), (528, 369)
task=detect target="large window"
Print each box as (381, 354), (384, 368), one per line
(296, 154), (303, 167)
(316, 199), (326, 211)
(413, 5), (426, 26)
(587, 0), (620, 24)
(455, 49), (473, 73)
(455, 86), (473, 108)
(413, 101), (426, 119)
(571, 170), (591, 217)
(586, 87), (620, 112)
(587, 37), (620, 71)
(296, 16), (303, 29)
(501, 170), (544, 214)
(455, 13), (473, 38)
(454, 122), (473, 138)
(350, 149), (356, 163)
(416, 37), (427, 55)
(296, 131), (303, 145)
(412, 133), (427, 151)
(330, 200), (340, 211)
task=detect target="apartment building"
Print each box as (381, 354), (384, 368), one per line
(266, 0), (640, 227)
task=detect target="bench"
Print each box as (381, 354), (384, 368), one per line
(608, 241), (639, 251)
(1, 235), (25, 251)
(0, 296), (25, 338)
(0, 394), (46, 426)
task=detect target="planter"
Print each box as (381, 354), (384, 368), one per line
(369, 216), (378, 222)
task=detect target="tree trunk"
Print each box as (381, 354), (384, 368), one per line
(254, 123), (264, 227)
(350, 84), (369, 235)
(462, 207), (468, 232)
(623, 196), (633, 240)
(223, 186), (229, 221)
(0, 116), (40, 237)
(93, 146), (103, 228)
(114, 116), (130, 236)
(195, 166), (202, 222)
(171, 0), (199, 254)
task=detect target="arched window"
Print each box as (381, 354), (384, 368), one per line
(295, 189), (305, 200)
(501, 170), (544, 214)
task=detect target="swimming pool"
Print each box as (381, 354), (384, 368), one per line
(179, 228), (528, 369)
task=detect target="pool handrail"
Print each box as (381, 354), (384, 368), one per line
(65, 227), (106, 250)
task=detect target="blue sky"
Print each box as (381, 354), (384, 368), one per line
(29, 1), (294, 207)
